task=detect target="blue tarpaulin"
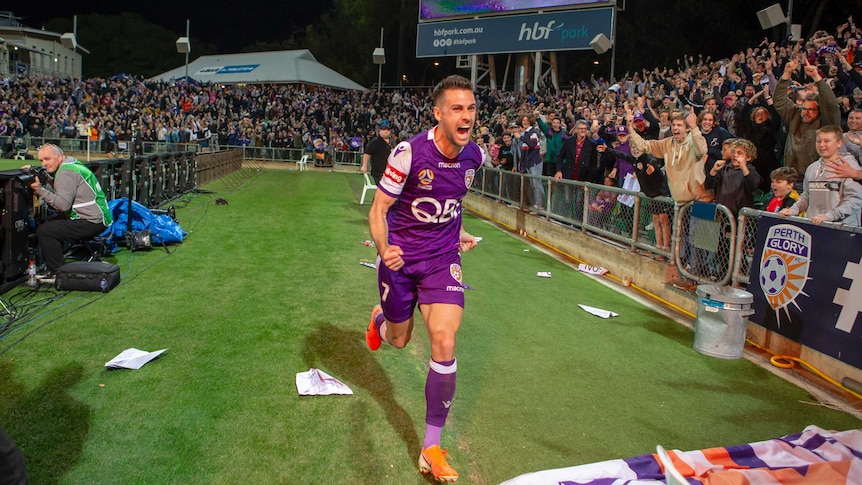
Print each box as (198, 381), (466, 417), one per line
(100, 199), (187, 249)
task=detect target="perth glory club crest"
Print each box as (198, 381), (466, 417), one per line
(758, 224), (811, 324)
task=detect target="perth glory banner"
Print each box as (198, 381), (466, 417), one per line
(747, 217), (862, 369)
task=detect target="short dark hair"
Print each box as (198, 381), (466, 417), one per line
(431, 75), (473, 106)
(770, 166), (798, 184)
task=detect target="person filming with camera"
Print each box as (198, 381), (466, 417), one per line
(24, 143), (112, 282)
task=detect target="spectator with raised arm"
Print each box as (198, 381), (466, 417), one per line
(773, 57), (842, 181)
(739, 84), (782, 192)
(536, 104), (567, 177)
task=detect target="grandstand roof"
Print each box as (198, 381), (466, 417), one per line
(150, 49), (366, 90)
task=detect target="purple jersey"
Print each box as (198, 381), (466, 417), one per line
(378, 126), (484, 263)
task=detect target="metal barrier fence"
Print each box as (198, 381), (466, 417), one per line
(471, 166), (862, 289)
(0, 135), (199, 161)
(473, 166), (675, 260)
(196, 150), (243, 187)
(4, 135), (365, 169)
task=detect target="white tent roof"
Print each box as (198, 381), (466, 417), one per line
(150, 49), (365, 90)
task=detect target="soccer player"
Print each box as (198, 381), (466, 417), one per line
(365, 75), (483, 483)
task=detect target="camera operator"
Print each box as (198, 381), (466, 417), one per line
(25, 144), (112, 280)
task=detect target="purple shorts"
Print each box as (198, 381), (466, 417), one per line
(377, 251), (465, 323)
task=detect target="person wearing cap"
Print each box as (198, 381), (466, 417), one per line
(361, 120), (394, 185)
(631, 111), (659, 140)
(606, 125), (634, 187)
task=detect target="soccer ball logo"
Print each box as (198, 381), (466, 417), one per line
(760, 255), (788, 296)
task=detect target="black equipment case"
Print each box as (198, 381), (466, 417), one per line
(55, 261), (121, 292)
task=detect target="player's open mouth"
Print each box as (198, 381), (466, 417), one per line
(457, 126), (470, 135)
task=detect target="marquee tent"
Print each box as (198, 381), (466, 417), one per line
(150, 49), (365, 90)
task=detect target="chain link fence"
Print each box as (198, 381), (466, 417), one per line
(673, 202), (737, 286)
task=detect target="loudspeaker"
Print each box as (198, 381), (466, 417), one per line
(757, 4), (785, 30)
(590, 33), (612, 55)
(176, 37), (191, 54)
(60, 33), (77, 50)
(790, 24), (802, 41)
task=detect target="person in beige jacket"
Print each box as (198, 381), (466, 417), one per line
(627, 108), (712, 204)
(627, 106), (713, 291)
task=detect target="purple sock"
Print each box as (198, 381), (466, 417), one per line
(424, 358), (456, 449)
(374, 311), (387, 343)
(374, 310), (385, 332)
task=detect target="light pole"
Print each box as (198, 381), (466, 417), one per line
(176, 20), (191, 81)
(372, 28), (385, 93)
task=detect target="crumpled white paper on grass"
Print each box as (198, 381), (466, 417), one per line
(578, 304), (619, 319)
(105, 348), (168, 370)
(296, 368), (353, 396)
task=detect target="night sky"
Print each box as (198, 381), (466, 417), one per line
(9, 1), (333, 53)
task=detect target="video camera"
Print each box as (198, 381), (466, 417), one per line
(19, 166), (52, 187)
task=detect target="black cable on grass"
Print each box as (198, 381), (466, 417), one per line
(0, 288), (80, 346)
(0, 292), (102, 355)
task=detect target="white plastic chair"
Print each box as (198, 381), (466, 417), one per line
(296, 155), (309, 171)
(360, 172), (377, 205)
(655, 445), (688, 485)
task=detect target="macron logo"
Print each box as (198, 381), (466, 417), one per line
(384, 165), (406, 184)
(393, 145), (407, 158)
(442, 400), (452, 409)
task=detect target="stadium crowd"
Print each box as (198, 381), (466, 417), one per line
(0, 16), (860, 214)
